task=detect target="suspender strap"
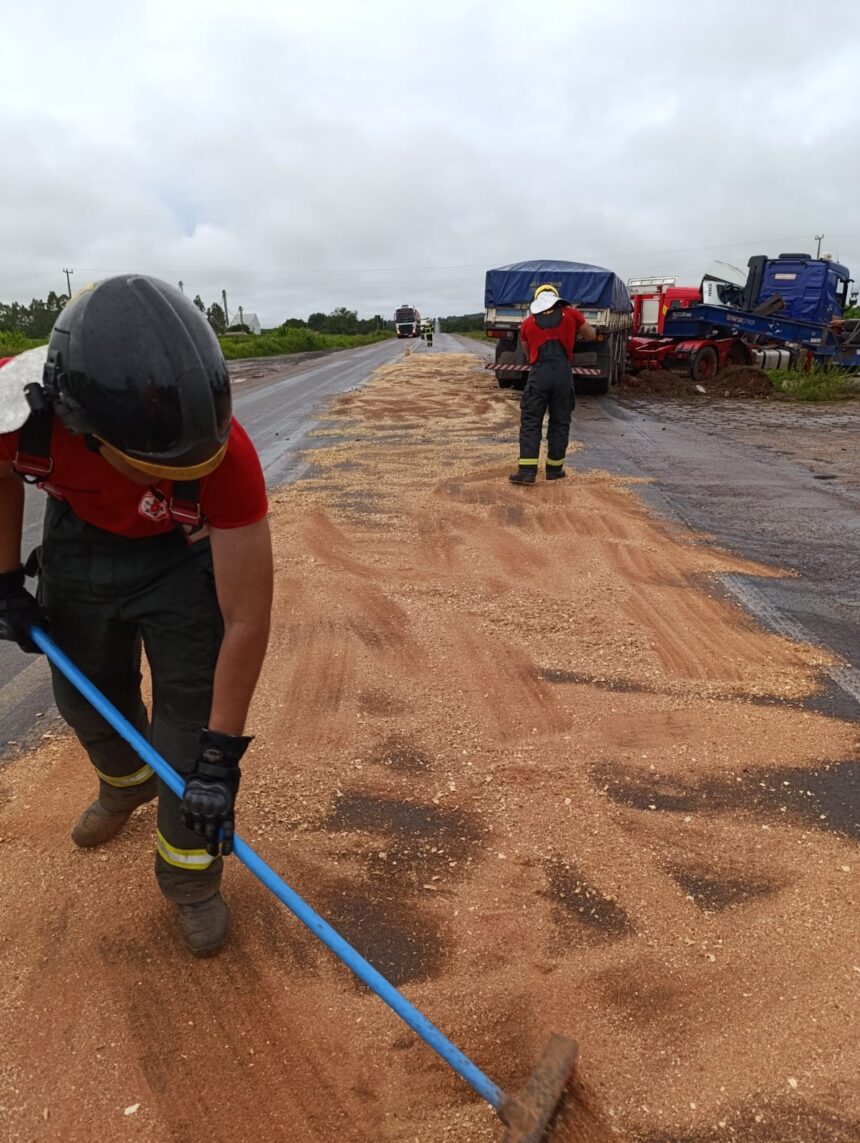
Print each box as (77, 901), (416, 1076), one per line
(13, 409), (55, 481)
(169, 479), (204, 528)
(13, 411), (204, 532)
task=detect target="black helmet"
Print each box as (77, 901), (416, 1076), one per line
(41, 275), (232, 479)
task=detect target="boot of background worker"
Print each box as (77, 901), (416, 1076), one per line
(509, 465), (537, 485)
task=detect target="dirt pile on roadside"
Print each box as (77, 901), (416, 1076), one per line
(715, 365), (775, 397)
(0, 352), (857, 1143)
(621, 366), (774, 398)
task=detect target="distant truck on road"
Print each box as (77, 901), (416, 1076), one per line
(395, 305), (421, 338)
(483, 260), (633, 394)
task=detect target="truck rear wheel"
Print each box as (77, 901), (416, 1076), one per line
(690, 346), (719, 383)
(590, 333), (622, 396)
(496, 347), (527, 390)
(591, 375), (610, 396)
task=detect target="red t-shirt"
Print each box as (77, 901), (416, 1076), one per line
(0, 417), (267, 538)
(520, 306), (586, 364)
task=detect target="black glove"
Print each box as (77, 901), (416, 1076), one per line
(0, 566), (46, 654)
(181, 729), (252, 857)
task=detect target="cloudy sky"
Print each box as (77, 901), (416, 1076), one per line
(2, 1), (859, 325)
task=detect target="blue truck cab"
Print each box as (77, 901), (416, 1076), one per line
(751, 254), (853, 325)
(662, 252), (860, 369)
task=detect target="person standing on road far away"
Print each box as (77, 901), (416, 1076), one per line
(0, 276), (273, 957)
(509, 284), (596, 485)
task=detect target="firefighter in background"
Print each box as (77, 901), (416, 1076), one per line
(0, 277), (273, 956)
(509, 284), (596, 484)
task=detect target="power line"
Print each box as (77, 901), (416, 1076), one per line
(72, 236), (835, 277)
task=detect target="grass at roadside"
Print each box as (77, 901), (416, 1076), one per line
(219, 329), (392, 359)
(0, 333), (47, 356)
(0, 329), (394, 362)
(767, 366), (859, 401)
(458, 329), (492, 343)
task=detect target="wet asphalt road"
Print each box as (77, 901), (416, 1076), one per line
(0, 335), (410, 757)
(569, 397), (859, 720)
(2, 333), (857, 760)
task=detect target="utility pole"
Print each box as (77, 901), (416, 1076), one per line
(238, 305), (244, 329)
(178, 280), (184, 294)
(62, 267), (73, 297)
(814, 234), (824, 258)
(222, 289), (229, 326)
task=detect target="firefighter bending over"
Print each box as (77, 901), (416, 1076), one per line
(509, 284), (596, 485)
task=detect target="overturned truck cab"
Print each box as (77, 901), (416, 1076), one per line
(484, 260), (633, 395)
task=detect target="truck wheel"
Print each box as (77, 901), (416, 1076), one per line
(592, 375), (610, 396)
(689, 346), (719, 383)
(590, 334), (619, 395)
(496, 348), (527, 390)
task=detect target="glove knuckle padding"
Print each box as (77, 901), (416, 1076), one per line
(179, 735), (248, 856)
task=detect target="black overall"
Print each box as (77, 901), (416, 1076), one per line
(518, 309), (574, 471)
(39, 497), (225, 904)
(13, 407), (223, 904)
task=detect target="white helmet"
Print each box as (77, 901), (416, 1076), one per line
(530, 285), (566, 315)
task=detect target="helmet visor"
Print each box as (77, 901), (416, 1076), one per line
(69, 365), (231, 465)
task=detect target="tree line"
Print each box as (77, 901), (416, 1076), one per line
(0, 291), (394, 338)
(439, 313), (484, 333)
(0, 292), (70, 339)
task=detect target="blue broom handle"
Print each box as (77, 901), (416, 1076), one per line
(31, 627), (503, 1112)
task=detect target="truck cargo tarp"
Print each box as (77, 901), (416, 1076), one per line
(485, 260), (632, 312)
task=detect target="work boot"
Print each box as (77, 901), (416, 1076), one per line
(176, 892), (230, 957)
(71, 774), (158, 848)
(546, 467), (567, 481)
(508, 467), (536, 485)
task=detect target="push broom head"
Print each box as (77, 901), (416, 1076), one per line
(499, 1034), (579, 1143)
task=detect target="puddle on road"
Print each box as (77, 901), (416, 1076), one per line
(318, 791), (487, 984)
(537, 664), (855, 719)
(369, 735), (432, 773)
(314, 877), (448, 985)
(326, 791), (483, 854)
(357, 690), (406, 717)
(667, 866), (778, 912)
(324, 790), (486, 884)
(543, 858), (634, 943)
(596, 759), (859, 839)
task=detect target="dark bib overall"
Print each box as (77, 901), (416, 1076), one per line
(519, 310), (574, 470)
(12, 409), (223, 904)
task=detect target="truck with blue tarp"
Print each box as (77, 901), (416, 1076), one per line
(631, 253), (860, 380)
(483, 260), (633, 394)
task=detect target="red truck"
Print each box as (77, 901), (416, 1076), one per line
(627, 267), (758, 381)
(629, 277), (701, 335)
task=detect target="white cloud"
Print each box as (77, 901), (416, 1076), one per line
(2, 0), (858, 324)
